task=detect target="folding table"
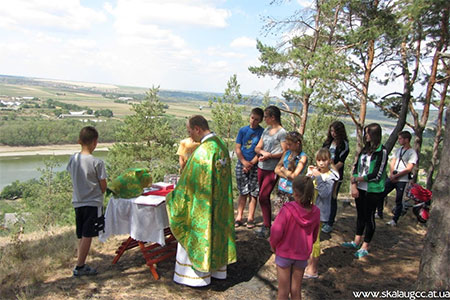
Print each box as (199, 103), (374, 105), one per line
(99, 185), (176, 280)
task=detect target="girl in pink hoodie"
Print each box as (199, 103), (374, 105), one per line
(270, 176), (320, 300)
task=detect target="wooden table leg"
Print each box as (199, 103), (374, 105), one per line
(111, 229), (177, 280)
(139, 241), (160, 280)
(137, 229), (177, 280)
(112, 236), (139, 264)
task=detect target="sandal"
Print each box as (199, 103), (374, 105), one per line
(303, 273), (318, 279)
(234, 220), (243, 228)
(246, 220), (255, 229)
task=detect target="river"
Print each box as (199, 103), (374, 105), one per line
(0, 151), (108, 191)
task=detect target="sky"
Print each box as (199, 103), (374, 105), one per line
(0, 0), (313, 96)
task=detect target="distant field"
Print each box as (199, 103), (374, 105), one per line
(0, 83), (105, 102)
(57, 99), (133, 117)
(0, 75), (439, 127)
(165, 102), (212, 119)
(0, 83), (55, 98)
(0, 78), (219, 120)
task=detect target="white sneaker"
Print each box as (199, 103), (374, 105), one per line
(386, 220), (397, 226)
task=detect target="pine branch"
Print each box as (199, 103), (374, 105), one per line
(338, 95), (358, 126)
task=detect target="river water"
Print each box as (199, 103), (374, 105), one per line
(0, 151), (108, 191)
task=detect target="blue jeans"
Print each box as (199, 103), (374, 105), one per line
(377, 179), (407, 222)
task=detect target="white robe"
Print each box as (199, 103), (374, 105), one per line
(173, 243), (227, 287)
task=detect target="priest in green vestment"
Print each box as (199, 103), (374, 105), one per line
(166, 115), (236, 286)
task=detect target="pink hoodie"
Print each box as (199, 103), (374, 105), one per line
(270, 201), (320, 260)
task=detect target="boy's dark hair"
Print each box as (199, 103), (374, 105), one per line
(251, 107), (264, 120)
(79, 126), (99, 145)
(265, 106), (282, 125)
(292, 175), (315, 209)
(189, 115), (209, 130)
(398, 131), (412, 142)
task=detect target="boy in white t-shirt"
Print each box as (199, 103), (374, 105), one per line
(377, 131), (417, 226)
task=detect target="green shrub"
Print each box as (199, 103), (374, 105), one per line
(0, 119), (121, 146)
(20, 157), (74, 230)
(0, 180), (25, 200)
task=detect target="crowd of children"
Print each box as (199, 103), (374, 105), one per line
(233, 107), (417, 299)
(67, 106), (416, 299)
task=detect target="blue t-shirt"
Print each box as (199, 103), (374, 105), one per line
(278, 150), (307, 194)
(236, 125), (264, 161)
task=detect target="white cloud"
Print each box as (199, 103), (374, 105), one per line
(108, 0), (232, 52)
(0, 0), (106, 31)
(67, 39), (98, 50)
(115, 22), (187, 49)
(206, 47), (246, 58)
(297, 0), (313, 8)
(230, 36), (256, 48)
(111, 0), (231, 29)
(281, 26), (314, 44)
(0, 0), (286, 95)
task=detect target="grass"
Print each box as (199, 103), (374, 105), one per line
(0, 226), (77, 298)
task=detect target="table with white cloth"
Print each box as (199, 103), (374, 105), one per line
(99, 194), (177, 280)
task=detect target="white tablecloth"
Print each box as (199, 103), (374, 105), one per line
(99, 195), (169, 245)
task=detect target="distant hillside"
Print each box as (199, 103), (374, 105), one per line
(0, 74), (221, 103)
(0, 74), (439, 127)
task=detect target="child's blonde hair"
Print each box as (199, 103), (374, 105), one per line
(315, 147), (331, 161)
(292, 176), (315, 209)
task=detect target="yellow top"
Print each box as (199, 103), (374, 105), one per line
(176, 137), (200, 159)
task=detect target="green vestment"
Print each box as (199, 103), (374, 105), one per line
(166, 135), (237, 272)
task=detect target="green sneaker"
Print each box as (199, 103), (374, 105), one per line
(341, 241), (359, 249)
(321, 224), (333, 233)
(354, 249), (369, 258)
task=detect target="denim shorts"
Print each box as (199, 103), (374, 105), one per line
(275, 255), (308, 269)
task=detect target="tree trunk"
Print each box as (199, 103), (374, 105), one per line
(353, 38), (374, 162)
(411, 10), (447, 181)
(426, 78), (448, 190)
(384, 41), (412, 154)
(416, 108), (450, 290)
(299, 96), (309, 136)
